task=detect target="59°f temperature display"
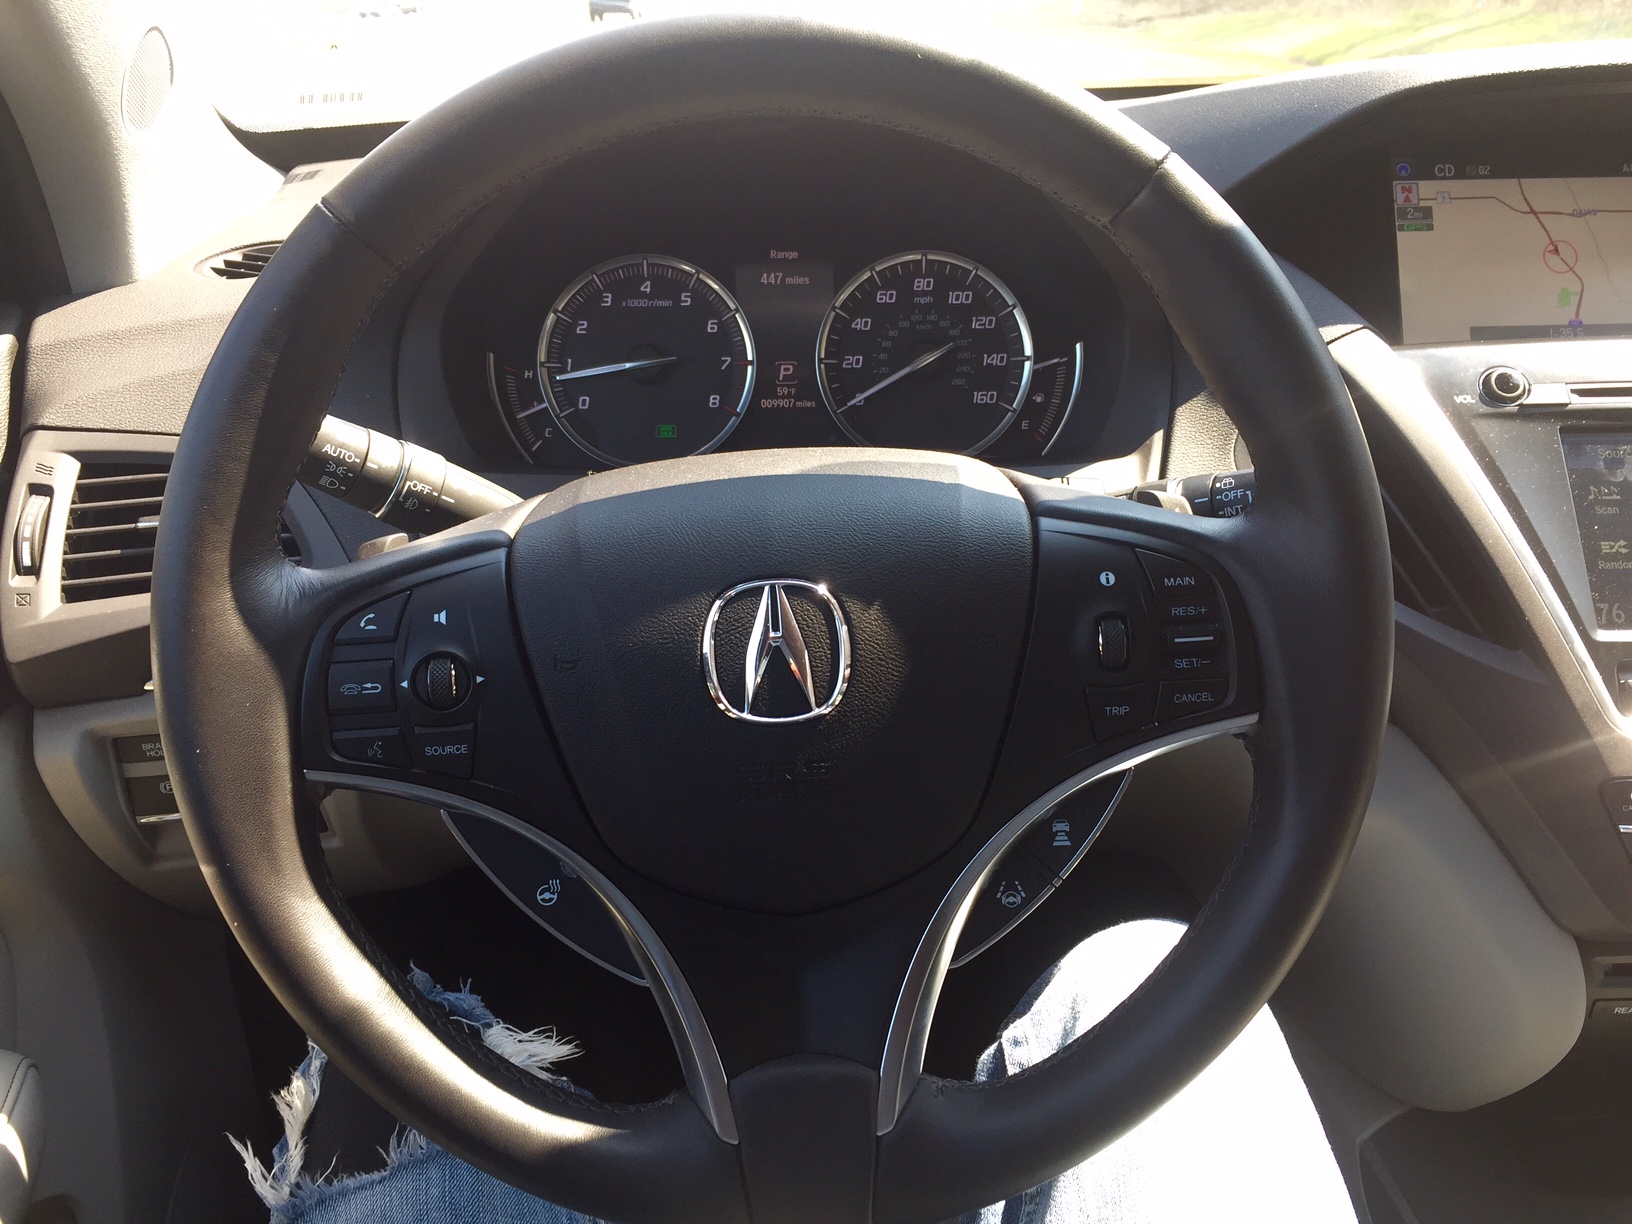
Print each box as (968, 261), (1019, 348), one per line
(816, 252), (1032, 454)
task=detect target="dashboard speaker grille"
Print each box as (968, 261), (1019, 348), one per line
(199, 242), (282, 280)
(61, 462), (169, 603)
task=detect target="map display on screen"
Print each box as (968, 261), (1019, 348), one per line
(1395, 175), (1632, 345)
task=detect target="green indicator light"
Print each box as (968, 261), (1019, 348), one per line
(656, 424), (677, 439)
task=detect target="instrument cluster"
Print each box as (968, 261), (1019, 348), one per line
(443, 122), (1155, 472)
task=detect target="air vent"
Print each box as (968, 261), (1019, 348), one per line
(61, 462), (168, 602)
(199, 242), (281, 280)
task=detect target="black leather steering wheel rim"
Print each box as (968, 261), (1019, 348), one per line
(152, 17), (1392, 1223)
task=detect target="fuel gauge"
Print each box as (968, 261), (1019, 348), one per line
(989, 341), (1082, 460)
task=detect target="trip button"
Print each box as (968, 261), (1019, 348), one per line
(414, 724), (475, 779)
(1136, 549), (1210, 597)
(1155, 678), (1229, 722)
(327, 660), (395, 713)
(334, 591), (410, 645)
(332, 727), (410, 769)
(1085, 684), (1152, 739)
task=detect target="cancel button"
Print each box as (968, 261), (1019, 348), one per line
(413, 724), (476, 779)
(1155, 679), (1228, 723)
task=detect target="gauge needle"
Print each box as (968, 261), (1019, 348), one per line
(843, 342), (957, 409)
(553, 355), (678, 381)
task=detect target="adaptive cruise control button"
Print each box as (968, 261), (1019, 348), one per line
(1155, 678), (1229, 722)
(327, 660), (395, 713)
(1085, 684), (1152, 739)
(414, 724), (476, 779)
(1136, 549), (1209, 597)
(334, 591), (410, 645)
(332, 728), (410, 768)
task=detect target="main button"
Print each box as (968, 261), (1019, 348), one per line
(334, 591), (410, 645)
(327, 660), (395, 713)
(1136, 548), (1209, 596)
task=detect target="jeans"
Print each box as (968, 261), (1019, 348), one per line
(237, 921), (1356, 1224)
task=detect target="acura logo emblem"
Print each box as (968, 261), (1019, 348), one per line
(702, 580), (851, 723)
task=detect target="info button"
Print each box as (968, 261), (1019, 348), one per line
(414, 724), (476, 779)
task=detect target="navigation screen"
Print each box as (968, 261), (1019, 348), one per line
(1563, 432), (1632, 630)
(1393, 165), (1632, 345)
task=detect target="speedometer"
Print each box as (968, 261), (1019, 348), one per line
(816, 252), (1032, 453)
(537, 255), (755, 467)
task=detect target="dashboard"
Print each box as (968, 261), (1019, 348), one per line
(426, 122), (1169, 475)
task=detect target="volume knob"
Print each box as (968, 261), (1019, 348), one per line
(413, 652), (472, 711)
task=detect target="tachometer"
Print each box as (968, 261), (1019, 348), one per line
(536, 255), (755, 467)
(816, 252), (1032, 453)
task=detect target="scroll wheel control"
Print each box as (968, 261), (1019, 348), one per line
(413, 653), (472, 711)
(1096, 614), (1130, 671)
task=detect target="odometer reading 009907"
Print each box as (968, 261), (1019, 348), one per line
(538, 255), (755, 467)
(816, 252), (1032, 454)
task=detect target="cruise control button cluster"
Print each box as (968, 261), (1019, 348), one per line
(1068, 542), (1236, 742)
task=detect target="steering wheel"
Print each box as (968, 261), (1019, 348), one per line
(152, 18), (1391, 1224)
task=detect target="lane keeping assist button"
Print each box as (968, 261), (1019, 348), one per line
(414, 724), (476, 779)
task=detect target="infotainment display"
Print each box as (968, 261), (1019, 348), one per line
(1393, 161), (1632, 345)
(1562, 432), (1632, 630)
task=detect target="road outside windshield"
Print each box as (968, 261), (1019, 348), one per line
(213, 1), (1632, 132)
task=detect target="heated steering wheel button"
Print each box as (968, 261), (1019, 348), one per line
(334, 591), (410, 645)
(332, 728), (409, 769)
(1136, 549), (1209, 597)
(1085, 684), (1152, 740)
(414, 724), (476, 779)
(327, 661), (395, 712)
(1155, 678), (1229, 722)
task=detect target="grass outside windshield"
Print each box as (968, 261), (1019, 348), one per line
(213, 0), (1632, 132)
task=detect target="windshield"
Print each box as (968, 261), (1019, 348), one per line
(215, 1), (1632, 133)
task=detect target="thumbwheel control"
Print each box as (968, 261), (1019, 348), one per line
(413, 652), (473, 712)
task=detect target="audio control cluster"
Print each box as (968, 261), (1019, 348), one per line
(320, 568), (500, 781)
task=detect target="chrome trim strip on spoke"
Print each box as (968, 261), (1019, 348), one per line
(948, 771), (1131, 969)
(440, 813), (647, 987)
(874, 713), (1260, 1135)
(304, 771), (740, 1144)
